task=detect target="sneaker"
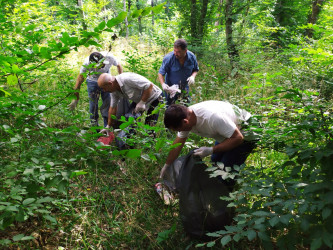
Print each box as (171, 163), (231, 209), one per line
(155, 182), (173, 205)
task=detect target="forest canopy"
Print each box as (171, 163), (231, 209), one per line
(0, 0), (332, 249)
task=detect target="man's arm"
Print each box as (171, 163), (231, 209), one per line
(166, 136), (187, 165)
(107, 106), (117, 127)
(116, 64), (123, 74)
(141, 84), (153, 102)
(74, 74), (85, 100)
(68, 73), (85, 110)
(213, 128), (244, 153)
(134, 84), (153, 113)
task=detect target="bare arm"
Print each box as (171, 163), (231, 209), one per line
(107, 106), (117, 127)
(166, 136), (187, 165)
(158, 73), (165, 86)
(74, 74), (85, 100)
(141, 84), (153, 102)
(213, 128), (244, 153)
(117, 64), (123, 74)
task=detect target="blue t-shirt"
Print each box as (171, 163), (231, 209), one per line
(158, 50), (199, 87)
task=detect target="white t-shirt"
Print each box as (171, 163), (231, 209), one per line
(111, 72), (162, 107)
(177, 101), (251, 142)
(80, 51), (119, 81)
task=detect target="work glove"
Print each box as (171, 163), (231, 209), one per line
(134, 100), (146, 113)
(100, 125), (111, 136)
(187, 76), (195, 85)
(160, 163), (170, 179)
(162, 83), (171, 93)
(68, 99), (78, 111)
(193, 146), (213, 158)
(168, 85), (181, 98)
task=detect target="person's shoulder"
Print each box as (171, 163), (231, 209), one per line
(187, 50), (197, 59)
(164, 51), (174, 60)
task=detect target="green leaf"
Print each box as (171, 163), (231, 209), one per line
(247, 230), (257, 241)
(107, 12), (128, 28)
(36, 197), (54, 203)
(322, 208), (331, 219)
(5, 206), (19, 212)
(127, 149), (141, 159)
(131, 9), (142, 18)
(206, 241), (215, 247)
(43, 215), (57, 224)
(233, 233), (242, 242)
(13, 234), (24, 241)
(221, 235), (231, 246)
(258, 232), (270, 241)
(141, 6), (152, 16)
(310, 238), (322, 250)
(269, 216), (279, 227)
(57, 180), (68, 194)
(7, 74), (18, 85)
(252, 211), (270, 216)
(22, 198), (35, 206)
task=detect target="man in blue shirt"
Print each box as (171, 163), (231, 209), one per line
(158, 39), (199, 106)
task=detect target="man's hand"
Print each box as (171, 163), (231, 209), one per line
(134, 100), (146, 113)
(160, 163), (170, 179)
(162, 83), (171, 93)
(68, 99), (78, 111)
(193, 147), (213, 158)
(168, 85), (181, 98)
(100, 125), (111, 136)
(187, 76), (195, 85)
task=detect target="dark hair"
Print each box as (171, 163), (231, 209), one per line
(164, 104), (189, 129)
(89, 52), (104, 63)
(174, 39), (187, 50)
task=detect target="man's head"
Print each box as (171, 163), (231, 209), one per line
(89, 52), (105, 68)
(164, 104), (192, 131)
(173, 39), (188, 60)
(97, 73), (116, 92)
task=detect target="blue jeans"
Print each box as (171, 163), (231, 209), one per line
(86, 79), (110, 127)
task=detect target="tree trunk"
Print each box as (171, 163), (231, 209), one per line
(136, 0), (143, 34)
(215, 0), (224, 27)
(124, 0), (129, 38)
(78, 0), (87, 31)
(306, 0), (325, 38)
(151, 0), (155, 26)
(190, 0), (198, 41)
(225, 0), (239, 67)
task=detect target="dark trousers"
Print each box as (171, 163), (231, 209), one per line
(130, 97), (161, 126)
(212, 140), (257, 189)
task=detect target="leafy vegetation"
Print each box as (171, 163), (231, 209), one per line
(0, 0), (332, 249)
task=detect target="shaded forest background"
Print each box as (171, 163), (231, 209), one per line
(0, 0), (332, 249)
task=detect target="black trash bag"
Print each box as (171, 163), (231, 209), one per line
(162, 152), (234, 240)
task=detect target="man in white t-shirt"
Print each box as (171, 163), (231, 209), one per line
(97, 72), (162, 134)
(68, 51), (123, 127)
(160, 101), (258, 184)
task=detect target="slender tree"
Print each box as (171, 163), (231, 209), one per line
(306, 0), (326, 38)
(225, 0), (239, 67)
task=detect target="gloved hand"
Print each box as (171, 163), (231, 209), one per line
(169, 85), (181, 98)
(100, 125), (111, 136)
(162, 83), (171, 93)
(187, 76), (195, 85)
(160, 163), (170, 179)
(193, 147), (213, 158)
(68, 99), (78, 111)
(134, 100), (146, 113)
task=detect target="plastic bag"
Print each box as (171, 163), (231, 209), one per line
(162, 152), (234, 239)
